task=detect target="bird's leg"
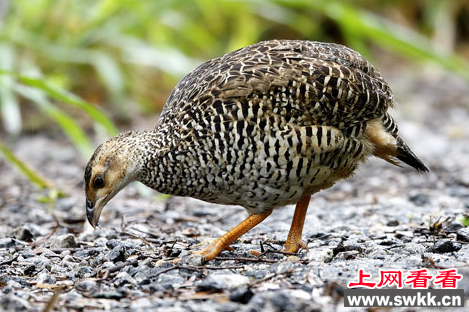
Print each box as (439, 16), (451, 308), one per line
(196, 210), (272, 261)
(283, 195), (311, 253)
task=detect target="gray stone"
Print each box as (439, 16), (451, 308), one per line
(275, 261), (294, 274)
(456, 227), (469, 242)
(90, 253), (107, 267)
(429, 240), (462, 253)
(23, 256), (52, 275)
(386, 220), (399, 226)
(51, 234), (78, 249)
(195, 278), (224, 293)
(408, 193), (429, 206)
(74, 248), (102, 258)
(211, 274), (249, 289)
(36, 272), (56, 285)
(114, 271), (137, 286)
(445, 221), (464, 234)
(182, 253), (204, 266)
(229, 287), (254, 304)
(270, 291), (294, 311)
(93, 290), (127, 300)
(76, 278), (99, 293)
(106, 239), (123, 249)
(19, 250), (35, 259)
(0, 294), (30, 311)
(76, 266), (94, 278)
(0, 238), (14, 248)
(11, 226), (34, 242)
(155, 273), (185, 287)
(106, 245), (126, 262)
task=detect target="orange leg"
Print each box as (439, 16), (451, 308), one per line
(196, 210), (272, 261)
(283, 195), (311, 253)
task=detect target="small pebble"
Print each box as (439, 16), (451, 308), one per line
(445, 222), (464, 234)
(429, 240), (462, 253)
(270, 291), (294, 311)
(76, 279), (99, 293)
(76, 266), (94, 278)
(0, 294), (30, 311)
(51, 234), (78, 249)
(36, 272), (56, 285)
(11, 226), (34, 242)
(93, 290), (126, 300)
(182, 254), (205, 266)
(408, 193), (429, 206)
(456, 227), (469, 242)
(195, 279), (224, 293)
(229, 287), (254, 304)
(114, 271), (137, 286)
(211, 274), (249, 289)
(0, 238), (14, 248)
(106, 245), (126, 263)
(386, 220), (399, 227)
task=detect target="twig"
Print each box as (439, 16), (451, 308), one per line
(250, 272), (278, 286)
(129, 226), (162, 239)
(261, 249), (298, 256)
(214, 256), (280, 263)
(0, 254), (18, 266)
(99, 258), (140, 280)
(42, 289), (61, 312)
(119, 231), (154, 249)
(183, 265), (244, 270)
(257, 241), (305, 256)
(31, 219), (60, 248)
(250, 267), (295, 287)
(147, 264), (244, 279)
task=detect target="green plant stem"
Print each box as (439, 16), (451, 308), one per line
(0, 139), (52, 190)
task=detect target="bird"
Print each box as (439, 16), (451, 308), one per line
(84, 40), (428, 262)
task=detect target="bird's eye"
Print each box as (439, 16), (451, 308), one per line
(93, 175), (105, 189)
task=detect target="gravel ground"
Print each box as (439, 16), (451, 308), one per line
(0, 67), (469, 311)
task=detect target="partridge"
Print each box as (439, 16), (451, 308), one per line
(84, 40), (428, 261)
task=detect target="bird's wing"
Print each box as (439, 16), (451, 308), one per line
(160, 40), (394, 129)
(203, 40), (394, 128)
(159, 40), (394, 159)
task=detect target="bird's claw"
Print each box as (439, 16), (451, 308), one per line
(283, 239), (308, 253)
(191, 243), (232, 262)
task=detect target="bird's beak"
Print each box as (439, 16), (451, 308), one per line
(86, 195), (109, 229)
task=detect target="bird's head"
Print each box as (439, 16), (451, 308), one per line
(84, 132), (143, 228)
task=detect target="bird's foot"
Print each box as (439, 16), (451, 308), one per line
(282, 239), (308, 254)
(191, 211), (273, 262)
(192, 240), (233, 262)
(193, 243), (224, 262)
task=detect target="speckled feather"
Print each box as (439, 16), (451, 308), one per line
(86, 40), (427, 215)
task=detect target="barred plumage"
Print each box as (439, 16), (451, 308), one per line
(84, 40), (428, 261)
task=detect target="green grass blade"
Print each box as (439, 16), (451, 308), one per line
(0, 139), (52, 190)
(271, 0), (469, 81)
(325, 2), (469, 80)
(17, 75), (118, 136)
(0, 70), (118, 136)
(0, 44), (22, 134)
(92, 52), (127, 119)
(14, 84), (94, 157)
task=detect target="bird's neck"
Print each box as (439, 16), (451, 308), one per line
(130, 129), (180, 195)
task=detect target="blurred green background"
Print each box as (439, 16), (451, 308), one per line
(0, 0), (468, 189)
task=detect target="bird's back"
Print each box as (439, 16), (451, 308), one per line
(158, 40), (393, 129)
(146, 40), (426, 213)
